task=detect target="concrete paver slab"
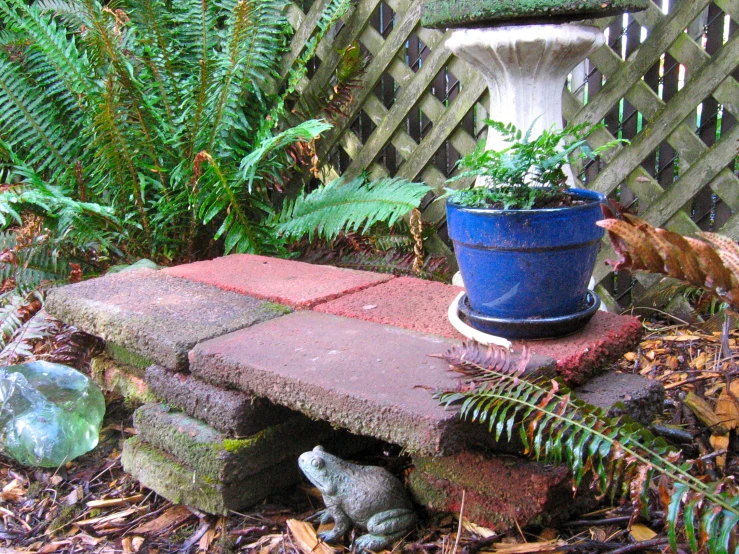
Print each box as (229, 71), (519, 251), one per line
(145, 365), (292, 436)
(122, 437), (297, 515)
(314, 277), (643, 385)
(409, 451), (584, 531)
(165, 254), (394, 309)
(134, 403), (355, 483)
(189, 311), (553, 455)
(45, 269), (289, 370)
(314, 277), (465, 338)
(575, 371), (665, 425)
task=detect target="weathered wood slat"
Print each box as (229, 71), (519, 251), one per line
(342, 30), (459, 181)
(640, 128), (739, 228)
(283, 0), (331, 78)
(396, 75), (487, 185)
(300, 0), (383, 107)
(316, 0), (422, 158)
(573, 0), (712, 125)
(590, 31), (739, 196)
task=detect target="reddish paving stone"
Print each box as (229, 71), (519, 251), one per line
(314, 277), (642, 385)
(189, 311), (554, 455)
(523, 311), (644, 386)
(45, 269), (288, 371)
(314, 277), (465, 338)
(165, 254), (394, 309)
(409, 451), (589, 531)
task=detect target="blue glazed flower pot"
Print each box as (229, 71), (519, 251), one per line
(447, 188), (606, 334)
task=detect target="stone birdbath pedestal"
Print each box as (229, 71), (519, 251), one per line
(421, 0), (648, 345)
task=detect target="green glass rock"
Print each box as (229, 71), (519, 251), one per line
(421, 0), (650, 29)
(0, 362), (105, 467)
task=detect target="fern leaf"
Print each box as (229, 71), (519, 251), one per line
(276, 176), (431, 242)
(238, 119), (332, 191)
(0, 307), (55, 365)
(203, 0), (288, 156)
(0, 0), (92, 103)
(597, 213), (739, 310)
(436, 341), (739, 553)
(0, 57), (72, 179)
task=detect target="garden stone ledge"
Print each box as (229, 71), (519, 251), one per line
(44, 268), (290, 371)
(145, 365), (293, 436)
(315, 276), (644, 386)
(122, 437), (299, 515)
(133, 403), (356, 484)
(188, 311), (555, 456)
(409, 451), (592, 532)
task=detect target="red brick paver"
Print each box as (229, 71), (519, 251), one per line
(314, 276), (643, 385)
(165, 254), (393, 309)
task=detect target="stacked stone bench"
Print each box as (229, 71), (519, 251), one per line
(45, 254), (660, 530)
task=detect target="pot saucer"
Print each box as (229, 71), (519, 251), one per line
(457, 290), (601, 340)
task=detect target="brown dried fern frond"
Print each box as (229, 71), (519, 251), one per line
(597, 212), (739, 310)
(437, 341), (529, 381)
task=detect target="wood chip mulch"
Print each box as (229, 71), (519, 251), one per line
(1, 321), (738, 554)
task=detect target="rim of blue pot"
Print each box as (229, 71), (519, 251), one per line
(446, 187), (606, 214)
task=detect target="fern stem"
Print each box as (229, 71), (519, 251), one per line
(100, 76), (152, 248)
(205, 0), (252, 155)
(197, 151), (258, 250)
(185, 0), (210, 161)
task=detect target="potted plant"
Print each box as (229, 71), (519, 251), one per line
(446, 120), (624, 339)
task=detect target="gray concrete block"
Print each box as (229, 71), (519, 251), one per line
(145, 365), (292, 436)
(133, 403), (355, 483)
(574, 371), (665, 425)
(45, 268), (290, 371)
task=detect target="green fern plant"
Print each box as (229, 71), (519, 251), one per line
(275, 176), (431, 242)
(435, 342), (739, 553)
(0, 0), (347, 262)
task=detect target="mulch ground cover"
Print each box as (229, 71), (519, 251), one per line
(1, 318), (737, 554)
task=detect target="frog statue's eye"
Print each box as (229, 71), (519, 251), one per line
(311, 457), (325, 469)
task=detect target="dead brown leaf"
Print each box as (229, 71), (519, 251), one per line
(86, 494), (145, 509)
(462, 518), (496, 539)
(75, 507), (139, 527)
(481, 539), (567, 553)
(629, 523), (657, 542)
(709, 434), (730, 469)
(286, 519), (337, 554)
(715, 381), (739, 431)
(0, 479), (25, 503)
(130, 505), (194, 536)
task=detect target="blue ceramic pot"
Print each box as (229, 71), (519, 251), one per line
(447, 188), (606, 321)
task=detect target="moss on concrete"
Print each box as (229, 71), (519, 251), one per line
(105, 343), (155, 374)
(421, 0), (649, 28)
(262, 301), (293, 316)
(90, 355), (157, 405)
(122, 437), (301, 515)
(133, 404), (343, 483)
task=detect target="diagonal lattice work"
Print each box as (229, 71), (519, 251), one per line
(285, 0), (738, 308)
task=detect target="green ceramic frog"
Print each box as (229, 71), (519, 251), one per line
(298, 446), (417, 552)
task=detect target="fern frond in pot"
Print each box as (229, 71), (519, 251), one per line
(435, 341), (739, 553)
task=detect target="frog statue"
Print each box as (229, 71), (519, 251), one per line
(298, 446), (417, 552)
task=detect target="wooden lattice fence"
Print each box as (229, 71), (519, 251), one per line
(285, 0), (739, 309)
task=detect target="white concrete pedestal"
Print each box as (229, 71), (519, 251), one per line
(446, 24), (604, 185)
